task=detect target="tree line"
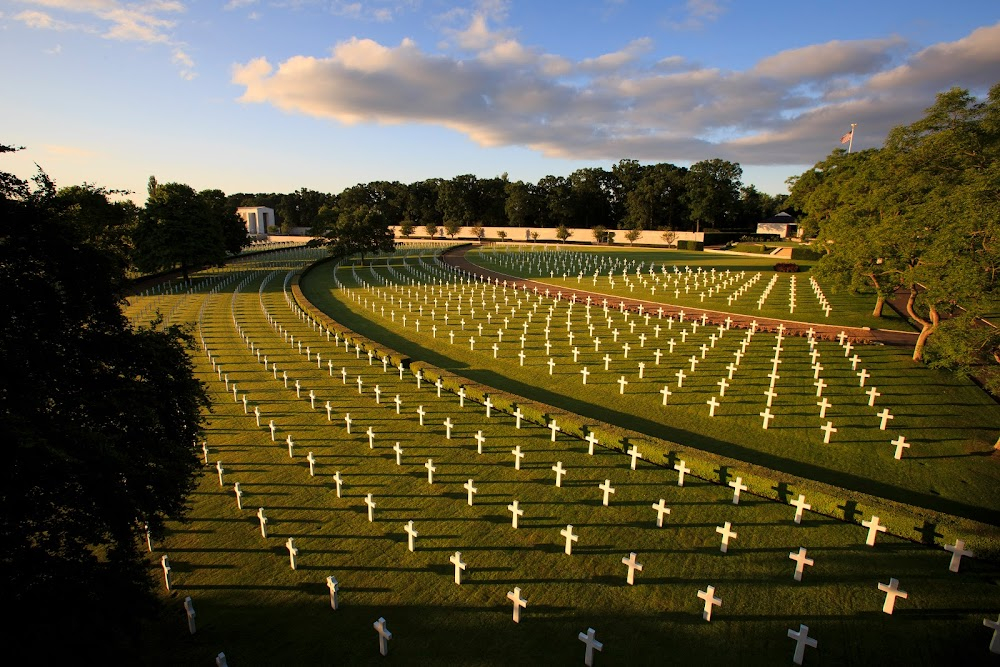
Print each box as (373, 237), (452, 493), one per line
(226, 158), (788, 237)
(788, 84), (1000, 387)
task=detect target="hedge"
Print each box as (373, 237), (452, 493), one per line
(789, 247), (822, 261)
(675, 240), (704, 251)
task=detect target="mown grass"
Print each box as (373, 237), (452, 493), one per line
(467, 245), (912, 331)
(299, 251), (1000, 523)
(132, 256), (1000, 665)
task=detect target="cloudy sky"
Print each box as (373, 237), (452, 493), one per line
(2, 0), (998, 201)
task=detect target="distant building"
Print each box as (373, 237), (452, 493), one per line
(237, 206), (275, 235)
(756, 212), (798, 238)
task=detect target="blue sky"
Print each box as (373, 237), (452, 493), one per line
(2, 1), (998, 202)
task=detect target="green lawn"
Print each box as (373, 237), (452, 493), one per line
(298, 250), (1000, 525)
(467, 245), (912, 331)
(129, 254), (1000, 665)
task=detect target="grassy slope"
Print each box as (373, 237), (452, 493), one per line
(134, 256), (1000, 665)
(298, 252), (1000, 525)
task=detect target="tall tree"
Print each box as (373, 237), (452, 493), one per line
(684, 158), (743, 232)
(1, 148), (208, 660)
(320, 205), (395, 263)
(801, 84), (1000, 364)
(134, 180), (248, 280)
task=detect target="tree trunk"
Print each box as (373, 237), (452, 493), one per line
(868, 273), (883, 317)
(872, 294), (885, 317)
(905, 288), (938, 362)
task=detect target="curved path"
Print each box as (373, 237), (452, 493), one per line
(441, 245), (919, 347)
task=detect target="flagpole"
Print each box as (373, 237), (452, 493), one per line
(848, 123), (856, 154)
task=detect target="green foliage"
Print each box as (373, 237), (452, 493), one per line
(135, 180), (245, 279)
(322, 205), (395, 261)
(788, 247), (821, 261)
(424, 221), (438, 238)
(398, 218), (415, 237)
(732, 242), (769, 254)
(675, 240), (704, 251)
(774, 262), (800, 273)
(443, 219), (463, 238)
(555, 223), (572, 242)
(1, 156), (208, 659)
(624, 226), (642, 245)
(797, 83), (1000, 361)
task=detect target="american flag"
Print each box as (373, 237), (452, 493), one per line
(840, 130), (854, 144)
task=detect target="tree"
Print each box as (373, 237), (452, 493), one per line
(661, 229), (677, 246)
(800, 84), (1000, 364)
(684, 159), (743, 232)
(322, 205), (395, 263)
(1, 148), (208, 660)
(424, 221), (438, 238)
(398, 219), (414, 238)
(497, 229), (508, 242)
(530, 231), (539, 242)
(592, 225), (607, 244)
(200, 188), (249, 256)
(443, 218), (462, 239)
(134, 180), (244, 280)
(555, 224), (572, 243)
(471, 223), (485, 242)
(625, 226), (642, 246)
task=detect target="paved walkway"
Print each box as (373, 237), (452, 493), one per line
(440, 245), (919, 347)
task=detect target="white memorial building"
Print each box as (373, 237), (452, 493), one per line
(237, 206), (275, 235)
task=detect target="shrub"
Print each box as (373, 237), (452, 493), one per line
(676, 240), (704, 251)
(774, 262), (800, 273)
(789, 247), (822, 261)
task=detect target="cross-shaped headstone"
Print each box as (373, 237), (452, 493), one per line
(578, 628), (603, 667)
(626, 444), (642, 470)
(416, 405), (426, 426)
(548, 419), (561, 441)
(551, 461), (567, 487)
(507, 587), (527, 623)
(651, 498), (671, 527)
(698, 585), (722, 621)
(561, 524), (579, 555)
(373, 617), (392, 656)
(443, 417), (454, 439)
(508, 500), (523, 529)
(984, 615), (1000, 654)
(333, 471), (343, 498)
(878, 577), (908, 614)
(759, 408), (774, 430)
(404, 520), (419, 552)
(862, 515), (887, 546)
(586, 475), (613, 506)
(393, 441), (403, 465)
(790, 494), (810, 524)
(787, 624), (817, 665)
(820, 421), (837, 443)
(621, 552), (643, 585)
(512, 445), (525, 470)
(877, 408), (894, 430)
(716, 521), (737, 553)
(450, 551), (466, 585)
(788, 546), (814, 581)
(944, 538), (973, 573)
(728, 476), (747, 504)
(425, 458), (436, 484)
(365, 493), (376, 522)
(673, 459), (690, 486)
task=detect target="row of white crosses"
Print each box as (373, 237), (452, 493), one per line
(247, 258), (948, 639)
(353, 253), (919, 463)
(481, 246), (840, 320)
(186, 257), (993, 662)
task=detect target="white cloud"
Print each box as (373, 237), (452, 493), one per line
(232, 20), (1000, 166)
(666, 0), (729, 31)
(13, 0), (194, 78)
